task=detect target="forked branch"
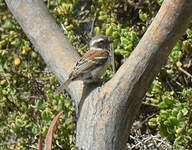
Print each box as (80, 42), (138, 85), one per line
(5, 0), (192, 150)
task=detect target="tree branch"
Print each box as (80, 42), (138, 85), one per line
(76, 0), (192, 149)
(5, 0), (192, 150)
(5, 0), (83, 105)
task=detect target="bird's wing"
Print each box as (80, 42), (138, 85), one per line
(69, 50), (109, 80)
(55, 50), (109, 94)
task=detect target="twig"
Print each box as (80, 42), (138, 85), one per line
(141, 102), (159, 110)
(46, 0), (50, 8)
(89, 13), (97, 37)
(166, 78), (179, 99)
(178, 67), (192, 78)
(60, 23), (67, 33)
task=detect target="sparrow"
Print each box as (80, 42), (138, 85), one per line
(55, 35), (113, 94)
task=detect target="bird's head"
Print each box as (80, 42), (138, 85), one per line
(89, 35), (113, 51)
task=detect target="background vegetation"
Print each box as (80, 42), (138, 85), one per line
(0, 0), (192, 149)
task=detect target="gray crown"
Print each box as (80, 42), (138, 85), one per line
(89, 35), (112, 50)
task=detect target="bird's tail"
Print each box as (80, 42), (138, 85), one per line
(54, 79), (71, 94)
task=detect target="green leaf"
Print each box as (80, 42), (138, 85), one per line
(2, 20), (14, 29)
(181, 108), (188, 116)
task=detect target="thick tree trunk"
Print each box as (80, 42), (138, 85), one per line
(5, 0), (192, 150)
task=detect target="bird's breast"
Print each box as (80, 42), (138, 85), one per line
(91, 57), (110, 79)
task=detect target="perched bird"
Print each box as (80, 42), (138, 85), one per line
(55, 35), (113, 94)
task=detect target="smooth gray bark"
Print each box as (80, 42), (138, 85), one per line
(5, 0), (192, 149)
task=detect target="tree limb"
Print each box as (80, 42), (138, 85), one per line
(76, 0), (192, 149)
(5, 0), (83, 105)
(5, 0), (192, 150)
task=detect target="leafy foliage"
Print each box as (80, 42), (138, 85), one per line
(148, 83), (192, 149)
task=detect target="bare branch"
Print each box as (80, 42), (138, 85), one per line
(76, 0), (192, 149)
(5, 0), (192, 150)
(5, 0), (83, 105)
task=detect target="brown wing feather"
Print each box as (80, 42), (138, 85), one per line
(82, 50), (109, 63)
(55, 50), (109, 94)
(69, 50), (109, 80)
